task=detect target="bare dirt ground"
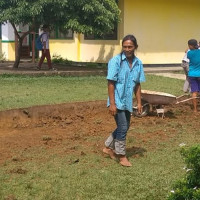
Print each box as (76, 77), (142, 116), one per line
(0, 100), (199, 165)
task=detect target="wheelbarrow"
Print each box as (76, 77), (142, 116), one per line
(132, 90), (198, 118)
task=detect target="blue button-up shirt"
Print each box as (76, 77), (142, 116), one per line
(107, 53), (145, 112)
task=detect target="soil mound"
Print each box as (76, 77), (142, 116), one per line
(0, 100), (198, 165)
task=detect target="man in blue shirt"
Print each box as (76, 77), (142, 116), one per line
(103, 35), (145, 167)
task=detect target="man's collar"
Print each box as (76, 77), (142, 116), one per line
(121, 52), (138, 63)
(121, 52), (126, 61)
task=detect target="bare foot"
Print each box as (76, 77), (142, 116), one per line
(119, 156), (132, 167)
(103, 147), (117, 160)
(194, 111), (199, 116)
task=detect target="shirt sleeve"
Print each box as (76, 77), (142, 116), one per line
(133, 60), (146, 83)
(106, 56), (120, 81)
(139, 63), (146, 83)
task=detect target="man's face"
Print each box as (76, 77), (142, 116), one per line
(122, 40), (136, 59)
(44, 27), (49, 32)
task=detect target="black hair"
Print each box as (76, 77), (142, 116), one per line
(122, 34), (138, 49)
(42, 24), (49, 29)
(188, 39), (198, 49)
(120, 34), (138, 65)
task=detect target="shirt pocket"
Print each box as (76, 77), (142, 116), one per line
(117, 73), (125, 83)
(117, 69), (126, 83)
(132, 70), (140, 83)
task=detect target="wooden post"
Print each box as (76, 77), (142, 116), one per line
(32, 32), (35, 63)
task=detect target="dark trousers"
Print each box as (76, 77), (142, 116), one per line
(105, 110), (131, 155)
(113, 110), (131, 141)
(38, 49), (52, 69)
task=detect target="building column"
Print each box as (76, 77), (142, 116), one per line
(77, 33), (81, 62)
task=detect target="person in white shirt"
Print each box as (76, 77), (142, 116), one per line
(37, 25), (56, 71)
(181, 50), (190, 93)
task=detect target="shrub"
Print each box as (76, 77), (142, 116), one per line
(51, 54), (107, 68)
(0, 52), (6, 62)
(167, 145), (200, 200)
(52, 54), (72, 65)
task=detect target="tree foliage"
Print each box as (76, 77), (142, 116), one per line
(0, 0), (120, 68)
(0, 0), (120, 35)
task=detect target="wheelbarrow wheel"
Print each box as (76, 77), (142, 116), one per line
(132, 99), (150, 117)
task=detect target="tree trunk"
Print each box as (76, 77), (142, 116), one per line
(13, 37), (22, 68)
(10, 23), (32, 69)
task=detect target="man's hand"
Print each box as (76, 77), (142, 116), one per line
(108, 80), (117, 116)
(109, 104), (117, 116)
(134, 83), (143, 115)
(137, 103), (143, 114)
(43, 41), (46, 53)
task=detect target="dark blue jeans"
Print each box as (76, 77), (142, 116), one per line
(105, 110), (131, 155)
(113, 110), (131, 141)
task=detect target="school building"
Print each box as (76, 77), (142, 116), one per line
(0, 0), (200, 64)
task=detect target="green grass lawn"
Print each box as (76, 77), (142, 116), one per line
(0, 74), (184, 111)
(1, 122), (199, 200)
(0, 148), (185, 200)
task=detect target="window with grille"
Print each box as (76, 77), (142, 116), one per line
(50, 27), (73, 39)
(84, 25), (117, 40)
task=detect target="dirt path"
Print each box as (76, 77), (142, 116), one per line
(153, 73), (185, 80)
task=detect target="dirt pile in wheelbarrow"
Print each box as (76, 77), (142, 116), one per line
(0, 100), (199, 165)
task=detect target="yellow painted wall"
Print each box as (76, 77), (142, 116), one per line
(50, 39), (76, 61)
(124, 0), (200, 64)
(79, 36), (121, 63)
(51, 0), (200, 64)
(50, 34), (122, 63)
(79, 0), (124, 63)
(2, 42), (15, 61)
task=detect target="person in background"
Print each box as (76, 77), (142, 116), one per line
(37, 25), (56, 71)
(181, 50), (190, 93)
(187, 39), (200, 112)
(103, 34), (145, 167)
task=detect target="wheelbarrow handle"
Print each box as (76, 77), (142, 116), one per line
(133, 103), (149, 109)
(176, 97), (200, 104)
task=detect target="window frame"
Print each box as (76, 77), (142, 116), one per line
(50, 26), (74, 40)
(84, 25), (118, 41)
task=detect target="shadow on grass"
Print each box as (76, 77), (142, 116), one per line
(126, 146), (147, 158)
